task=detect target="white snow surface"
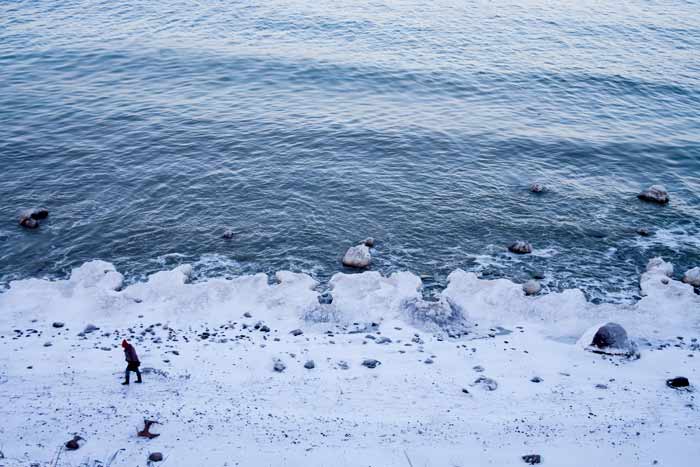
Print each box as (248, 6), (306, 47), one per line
(0, 259), (699, 466)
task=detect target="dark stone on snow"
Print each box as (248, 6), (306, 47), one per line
(361, 359), (381, 369)
(259, 325), (270, 333)
(148, 452), (164, 462)
(508, 241), (533, 254)
(273, 360), (286, 372)
(666, 377), (689, 388)
(243, 312), (252, 318)
(591, 322), (629, 350)
(530, 376), (542, 383)
(83, 324), (99, 334)
(304, 360), (315, 369)
(52, 322), (65, 328)
(290, 329), (303, 336)
(64, 435), (83, 450)
(522, 454), (541, 464)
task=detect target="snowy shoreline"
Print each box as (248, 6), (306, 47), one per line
(0, 259), (698, 466)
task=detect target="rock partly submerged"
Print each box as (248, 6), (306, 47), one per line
(18, 208), (49, 229)
(637, 185), (669, 204)
(508, 240), (533, 254)
(682, 267), (700, 287)
(342, 244), (372, 268)
(522, 280), (541, 296)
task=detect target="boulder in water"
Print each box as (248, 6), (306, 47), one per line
(522, 280), (541, 296)
(636, 227), (653, 237)
(363, 237), (375, 247)
(682, 267), (700, 287)
(18, 215), (38, 229)
(637, 185), (669, 204)
(508, 241), (533, 254)
(221, 229), (234, 240)
(581, 322), (639, 358)
(342, 244), (371, 268)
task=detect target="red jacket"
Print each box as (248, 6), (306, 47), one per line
(124, 344), (140, 364)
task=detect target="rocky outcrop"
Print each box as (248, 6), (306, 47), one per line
(637, 185), (669, 204)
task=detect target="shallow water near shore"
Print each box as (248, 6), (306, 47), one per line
(1, 0), (699, 302)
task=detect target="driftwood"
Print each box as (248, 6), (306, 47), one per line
(138, 419), (161, 439)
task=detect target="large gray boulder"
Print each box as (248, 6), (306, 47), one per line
(637, 185), (669, 204)
(580, 322), (639, 358)
(342, 244), (371, 268)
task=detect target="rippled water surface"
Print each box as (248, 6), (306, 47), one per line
(1, 0), (699, 300)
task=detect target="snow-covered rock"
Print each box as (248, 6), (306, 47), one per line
(578, 322), (639, 358)
(637, 185), (669, 204)
(522, 280), (541, 296)
(682, 267), (700, 287)
(342, 244), (371, 268)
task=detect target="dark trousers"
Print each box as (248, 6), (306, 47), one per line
(125, 362), (142, 383)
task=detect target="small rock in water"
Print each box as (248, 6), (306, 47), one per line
(290, 329), (303, 336)
(682, 267), (700, 287)
(52, 322), (65, 328)
(273, 360), (286, 373)
(473, 376), (498, 391)
(637, 185), (669, 204)
(666, 377), (689, 389)
(529, 183), (546, 193)
(148, 452), (164, 462)
(636, 227), (653, 237)
(522, 280), (541, 296)
(522, 454), (542, 465)
(363, 237), (375, 247)
(342, 244), (372, 268)
(221, 229), (234, 240)
(304, 360), (315, 369)
(362, 359), (381, 369)
(28, 208), (49, 220)
(18, 216), (39, 229)
(508, 240), (533, 254)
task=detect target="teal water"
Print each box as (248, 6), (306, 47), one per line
(1, 0), (699, 301)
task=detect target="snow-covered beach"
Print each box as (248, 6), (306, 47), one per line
(1, 259), (698, 466)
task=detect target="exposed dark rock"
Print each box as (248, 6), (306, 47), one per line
(666, 377), (689, 389)
(243, 312), (252, 318)
(64, 435), (83, 450)
(638, 185), (669, 204)
(586, 322), (639, 358)
(273, 360), (286, 372)
(424, 358), (434, 364)
(530, 376), (542, 383)
(148, 452), (164, 462)
(522, 454), (541, 465)
(595, 384), (608, 389)
(29, 208), (49, 220)
(361, 359), (381, 369)
(363, 237), (375, 247)
(259, 325), (270, 333)
(137, 420), (160, 439)
(290, 329), (303, 336)
(304, 360), (315, 369)
(508, 241), (533, 254)
(473, 365), (485, 372)
(318, 292), (333, 304)
(636, 227), (653, 237)
(52, 322), (65, 328)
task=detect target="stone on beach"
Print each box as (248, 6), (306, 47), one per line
(581, 322), (639, 358)
(637, 185), (669, 204)
(342, 244), (371, 268)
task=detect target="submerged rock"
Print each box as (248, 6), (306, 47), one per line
(582, 322), (639, 358)
(529, 183), (546, 193)
(508, 241), (533, 254)
(636, 227), (653, 237)
(522, 280), (541, 296)
(638, 185), (669, 204)
(363, 237), (375, 247)
(221, 229), (234, 240)
(666, 377), (690, 389)
(18, 216), (38, 229)
(682, 267), (700, 287)
(342, 244), (371, 268)
(18, 208), (49, 229)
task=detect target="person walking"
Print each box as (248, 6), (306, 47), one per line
(121, 339), (142, 385)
